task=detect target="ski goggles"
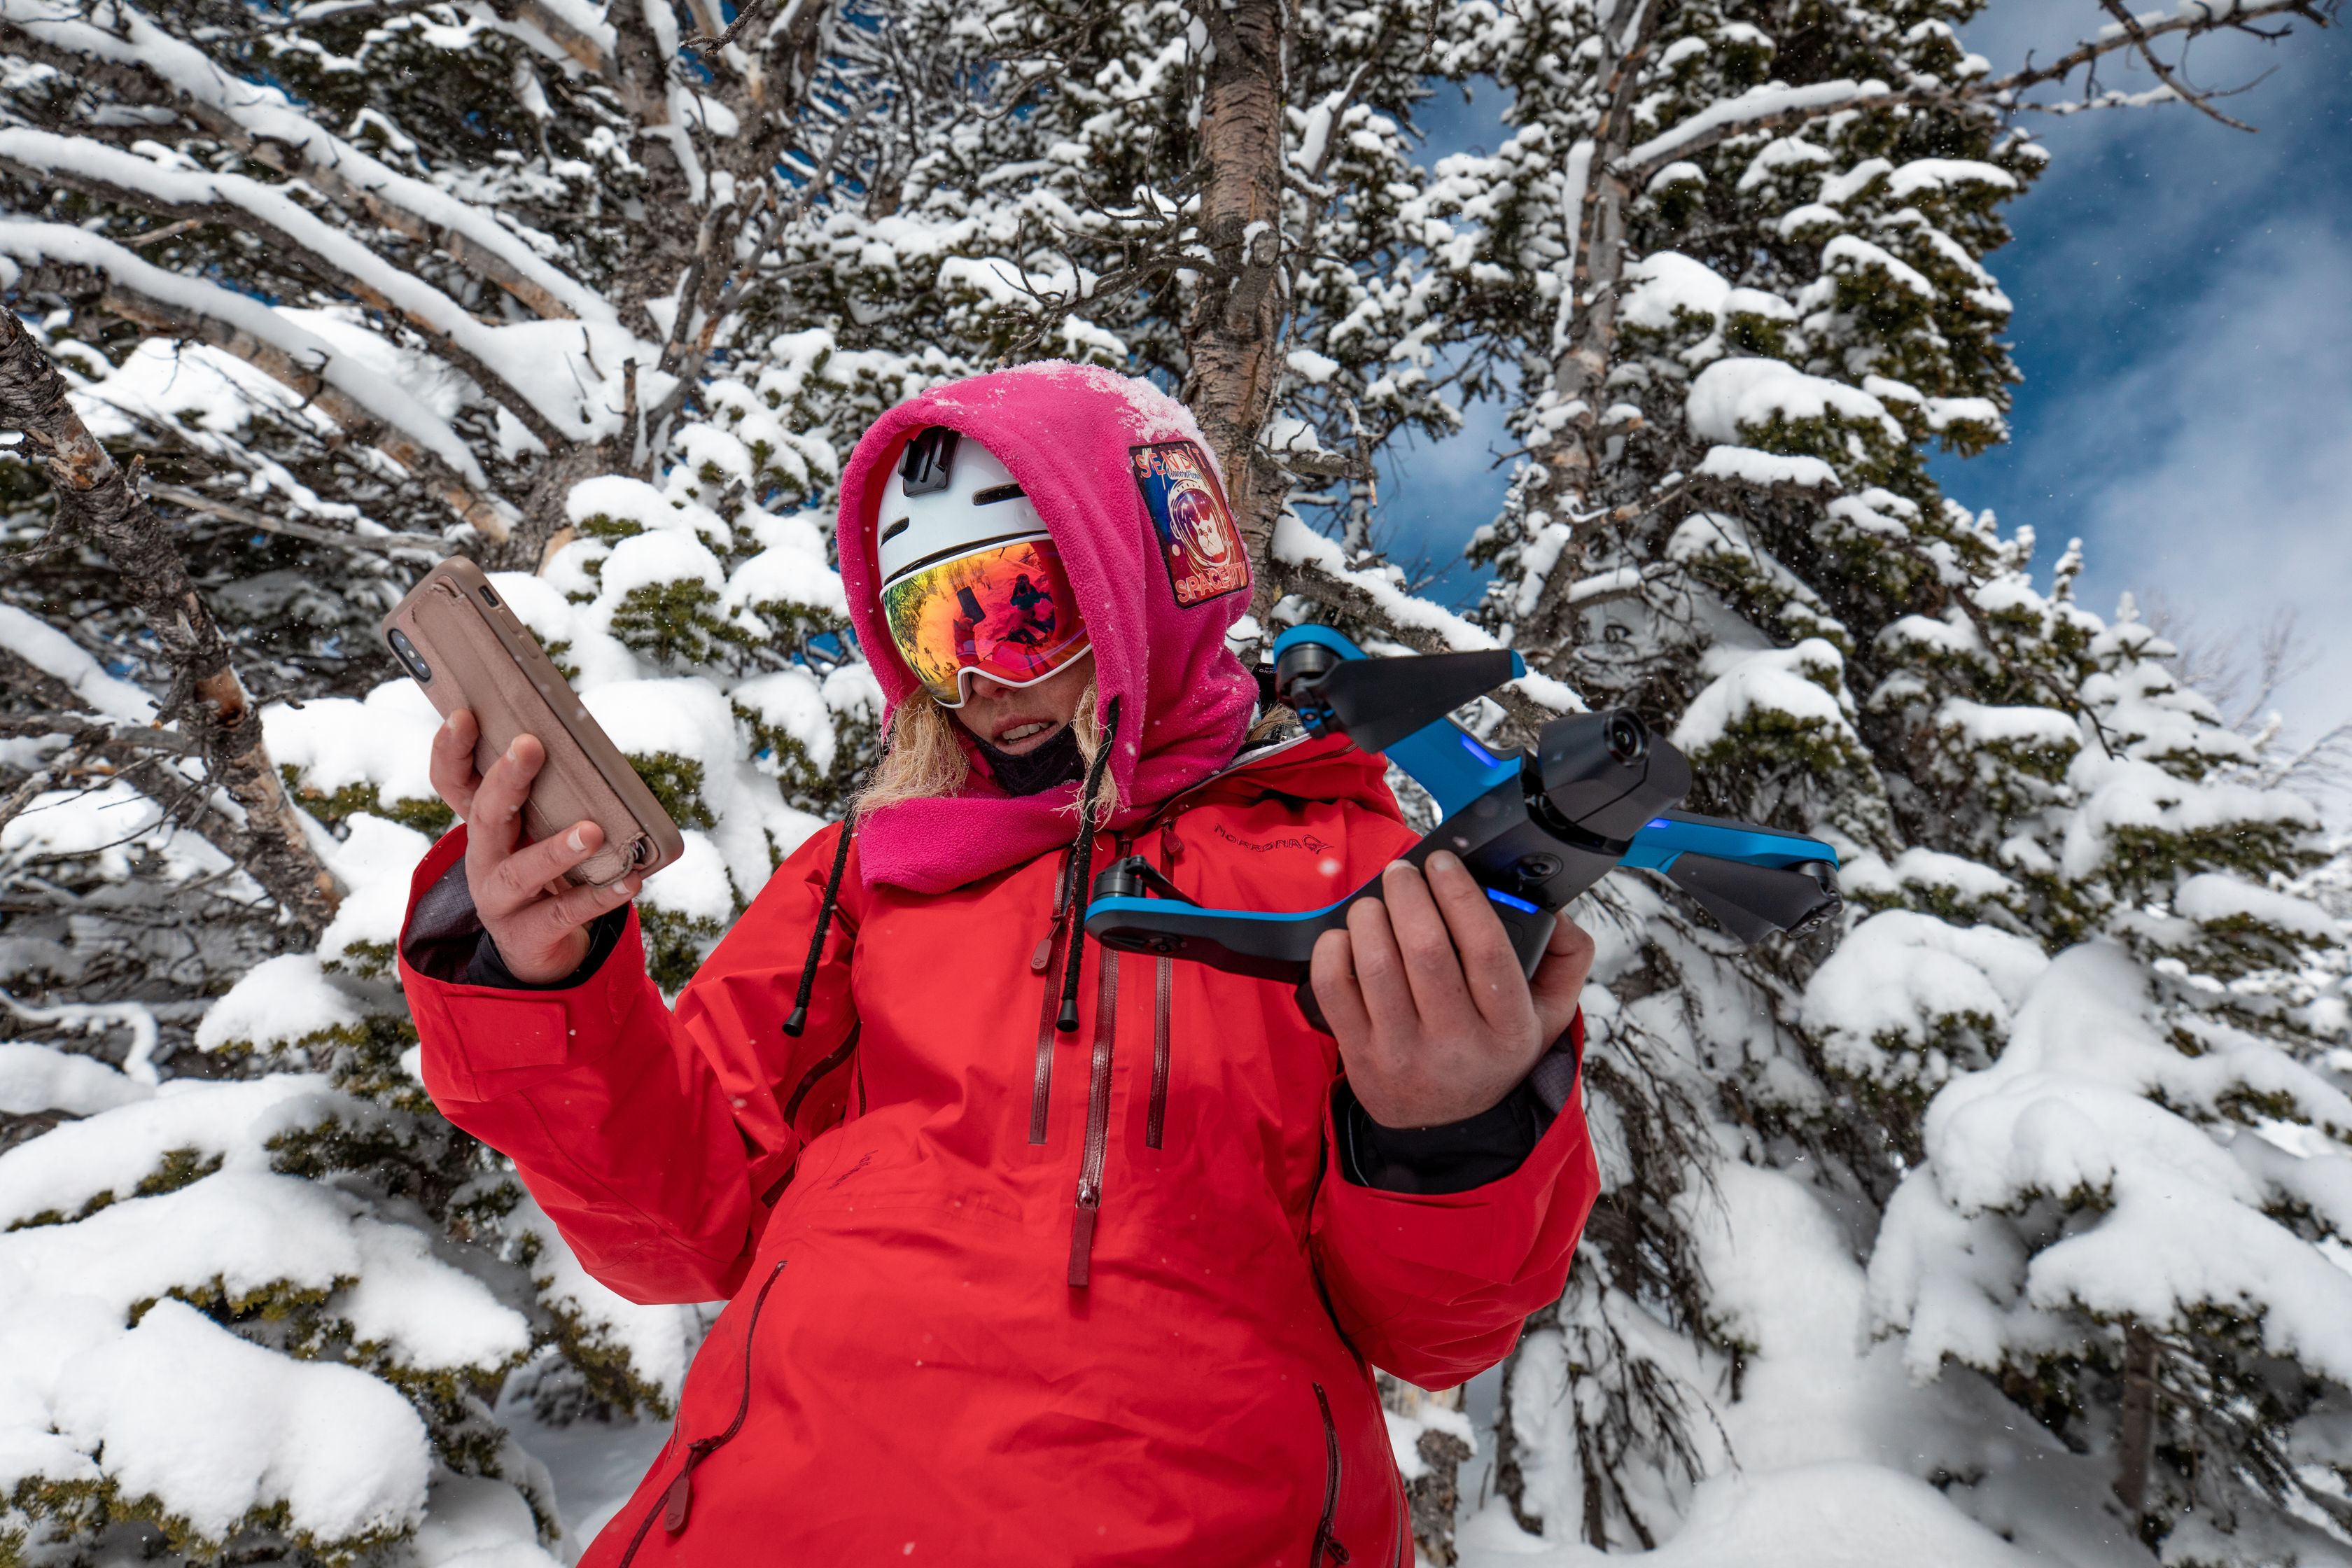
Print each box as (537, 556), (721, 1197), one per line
(878, 533), (1089, 708)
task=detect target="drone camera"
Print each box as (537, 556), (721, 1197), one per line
(1528, 709), (1683, 846)
(1602, 711), (1646, 763)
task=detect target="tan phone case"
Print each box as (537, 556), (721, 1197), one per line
(380, 559), (684, 886)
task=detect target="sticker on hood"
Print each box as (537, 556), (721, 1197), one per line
(1129, 441), (1249, 608)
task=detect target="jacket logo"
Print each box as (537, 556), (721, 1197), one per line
(1129, 441), (1249, 608)
(1212, 822), (1331, 856)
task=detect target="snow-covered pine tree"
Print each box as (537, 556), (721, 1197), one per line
(781, 0), (1490, 578)
(0, 1), (930, 1558)
(1332, 1), (2349, 1562)
(1857, 598), (2351, 1561)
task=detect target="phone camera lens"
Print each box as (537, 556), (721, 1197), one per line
(1602, 711), (1646, 762)
(388, 627), (431, 682)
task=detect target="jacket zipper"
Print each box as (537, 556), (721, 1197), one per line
(782, 1022), (860, 1130)
(1311, 1382), (1352, 1565)
(1147, 955), (1172, 1148)
(1029, 848), (1074, 1145)
(1145, 816), (1180, 1149)
(615, 1259), (790, 1567)
(1067, 940), (1119, 1287)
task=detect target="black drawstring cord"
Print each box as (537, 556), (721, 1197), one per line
(1056, 696), (1121, 1033)
(783, 813), (857, 1037)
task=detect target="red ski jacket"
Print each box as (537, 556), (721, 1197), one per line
(400, 734), (1597, 1566)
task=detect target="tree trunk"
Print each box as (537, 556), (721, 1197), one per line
(1378, 1373), (1474, 1564)
(0, 310), (341, 934)
(1520, 0), (1662, 662)
(2114, 1320), (2160, 1526)
(611, 0), (700, 340)
(1180, 0), (1287, 619)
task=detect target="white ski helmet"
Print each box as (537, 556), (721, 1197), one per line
(875, 427), (1050, 588)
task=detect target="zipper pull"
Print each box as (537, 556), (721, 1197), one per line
(1159, 816), (1180, 869)
(1068, 1179), (1102, 1289)
(662, 1466), (695, 1534)
(1035, 851), (1077, 973)
(1032, 905), (1070, 974)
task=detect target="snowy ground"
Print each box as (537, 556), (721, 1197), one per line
(498, 1394), (672, 1561)
(1452, 1157), (2152, 1568)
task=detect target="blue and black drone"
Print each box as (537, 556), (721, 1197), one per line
(1083, 626), (1844, 1026)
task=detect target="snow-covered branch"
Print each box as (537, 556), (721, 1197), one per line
(1625, 79), (1893, 176)
(0, 218), (519, 540)
(0, 0), (611, 323)
(148, 483), (452, 561)
(0, 130), (582, 453)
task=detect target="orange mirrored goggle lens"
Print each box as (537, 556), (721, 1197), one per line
(879, 535), (1088, 708)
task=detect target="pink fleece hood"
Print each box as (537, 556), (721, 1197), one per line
(837, 363), (1260, 892)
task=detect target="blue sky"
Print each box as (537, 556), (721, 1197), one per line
(1377, 6), (2351, 809)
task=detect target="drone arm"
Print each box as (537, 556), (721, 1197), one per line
(1270, 626), (1527, 816)
(1624, 810), (1842, 941)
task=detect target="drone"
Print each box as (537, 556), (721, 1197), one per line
(1082, 626), (1844, 1028)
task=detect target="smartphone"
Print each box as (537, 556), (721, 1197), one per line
(379, 559), (683, 886)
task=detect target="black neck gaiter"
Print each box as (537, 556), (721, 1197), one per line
(976, 724), (1086, 796)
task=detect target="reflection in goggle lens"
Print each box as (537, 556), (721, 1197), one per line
(881, 535), (1089, 707)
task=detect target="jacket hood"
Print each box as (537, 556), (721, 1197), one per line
(837, 362), (1260, 892)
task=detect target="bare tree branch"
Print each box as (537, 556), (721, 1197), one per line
(1616, 0), (2334, 181)
(2096, 0), (2260, 129)
(0, 220), (522, 541)
(641, 88), (873, 435)
(149, 483), (452, 559)
(682, 0), (780, 53)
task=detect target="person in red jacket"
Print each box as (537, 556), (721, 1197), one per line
(398, 364), (1600, 1567)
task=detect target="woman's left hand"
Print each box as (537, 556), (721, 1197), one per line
(1309, 850), (1595, 1128)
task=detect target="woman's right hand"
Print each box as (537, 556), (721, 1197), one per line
(430, 709), (642, 985)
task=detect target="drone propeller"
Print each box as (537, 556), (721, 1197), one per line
(1277, 636), (1520, 756)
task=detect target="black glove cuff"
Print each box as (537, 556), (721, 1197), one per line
(464, 907), (627, 990)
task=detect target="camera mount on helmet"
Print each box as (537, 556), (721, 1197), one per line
(1082, 625), (1844, 1029)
